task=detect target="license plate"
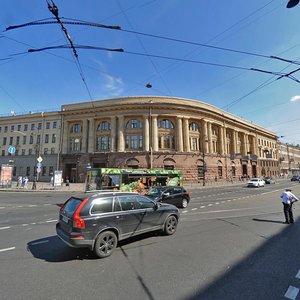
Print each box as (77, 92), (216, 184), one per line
(62, 215), (69, 223)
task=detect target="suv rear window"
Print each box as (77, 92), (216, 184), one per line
(63, 197), (83, 217)
(90, 197), (113, 214)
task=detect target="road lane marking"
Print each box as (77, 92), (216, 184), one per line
(182, 211), (188, 213)
(191, 208), (197, 211)
(0, 207), (5, 209)
(284, 286), (299, 300)
(45, 220), (57, 223)
(200, 206), (206, 208)
(0, 226), (10, 230)
(0, 247), (15, 253)
(30, 240), (49, 246)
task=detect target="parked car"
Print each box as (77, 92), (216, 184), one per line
(247, 178), (265, 188)
(291, 175), (300, 182)
(146, 186), (190, 208)
(56, 191), (179, 258)
(263, 176), (275, 184)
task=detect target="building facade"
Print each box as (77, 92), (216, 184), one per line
(279, 143), (300, 176)
(0, 96), (281, 183)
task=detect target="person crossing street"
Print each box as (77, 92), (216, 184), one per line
(281, 188), (299, 224)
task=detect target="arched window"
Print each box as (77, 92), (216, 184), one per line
(189, 122), (199, 132)
(158, 119), (174, 129)
(125, 119), (143, 129)
(70, 123), (82, 133)
(97, 121), (111, 131)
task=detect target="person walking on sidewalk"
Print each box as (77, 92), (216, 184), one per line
(281, 188), (299, 224)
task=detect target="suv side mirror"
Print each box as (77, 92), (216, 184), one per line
(163, 192), (170, 197)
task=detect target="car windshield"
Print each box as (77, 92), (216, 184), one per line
(63, 197), (84, 217)
(147, 187), (166, 196)
(250, 179), (258, 182)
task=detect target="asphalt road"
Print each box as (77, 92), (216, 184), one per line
(1, 180), (300, 300)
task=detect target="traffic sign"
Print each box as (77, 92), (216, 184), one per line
(36, 167), (42, 173)
(37, 156), (43, 163)
(8, 146), (16, 154)
(36, 162), (42, 168)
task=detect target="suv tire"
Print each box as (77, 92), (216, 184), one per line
(164, 215), (178, 235)
(93, 231), (118, 258)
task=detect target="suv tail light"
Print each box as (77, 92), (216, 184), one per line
(73, 197), (89, 229)
(184, 191), (190, 196)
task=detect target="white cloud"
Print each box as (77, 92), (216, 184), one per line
(290, 95), (300, 102)
(103, 74), (124, 96)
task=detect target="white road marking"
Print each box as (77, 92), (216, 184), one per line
(45, 220), (57, 223)
(208, 204), (213, 206)
(22, 224), (29, 226)
(284, 286), (299, 300)
(191, 208), (197, 211)
(215, 202), (220, 205)
(0, 247), (15, 253)
(295, 270), (300, 279)
(182, 211), (188, 213)
(0, 207), (5, 209)
(0, 226), (10, 230)
(30, 240), (49, 246)
(28, 205), (37, 207)
(200, 206), (206, 208)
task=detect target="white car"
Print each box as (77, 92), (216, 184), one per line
(247, 178), (265, 188)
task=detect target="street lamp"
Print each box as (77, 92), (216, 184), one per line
(287, 0), (299, 8)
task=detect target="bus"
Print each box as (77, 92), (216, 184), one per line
(85, 168), (183, 193)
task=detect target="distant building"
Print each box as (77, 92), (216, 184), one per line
(0, 96), (281, 183)
(278, 143), (300, 176)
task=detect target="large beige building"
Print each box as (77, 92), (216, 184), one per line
(0, 96), (281, 183)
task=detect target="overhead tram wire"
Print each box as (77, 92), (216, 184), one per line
(6, 17), (300, 67)
(27, 44), (298, 82)
(46, 1), (94, 103)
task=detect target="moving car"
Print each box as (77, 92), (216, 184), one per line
(56, 191), (179, 258)
(247, 178), (265, 188)
(146, 186), (190, 208)
(291, 175), (300, 182)
(263, 176), (275, 184)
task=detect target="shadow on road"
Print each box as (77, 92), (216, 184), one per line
(252, 218), (286, 224)
(187, 217), (300, 300)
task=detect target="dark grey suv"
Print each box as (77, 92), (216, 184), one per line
(56, 191), (179, 258)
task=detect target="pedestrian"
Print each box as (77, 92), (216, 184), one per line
(17, 176), (22, 188)
(65, 177), (70, 187)
(23, 176), (29, 189)
(32, 176), (37, 190)
(280, 188), (299, 224)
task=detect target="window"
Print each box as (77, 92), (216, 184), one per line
(4, 126), (8, 133)
(90, 197), (113, 214)
(189, 122), (199, 132)
(31, 124), (35, 130)
(38, 123), (42, 130)
(218, 166), (222, 178)
(0, 127), (1, 133)
(70, 138), (81, 151)
(3, 137), (7, 146)
(11, 125), (15, 131)
(29, 149), (32, 155)
(46, 122), (50, 129)
(15, 150), (19, 156)
(190, 137), (199, 151)
(44, 148), (48, 155)
(125, 119), (142, 129)
(26, 167), (30, 176)
(22, 149), (25, 155)
(1, 150), (5, 156)
(52, 134), (56, 143)
(71, 123), (82, 133)
(53, 121), (57, 129)
(45, 134), (49, 143)
(158, 119), (174, 129)
(125, 135), (143, 150)
(96, 136), (111, 151)
(51, 148), (55, 154)
(42, 166), (46, 176)
(23, 136), (26, 145)
(16, 136), (20, 145)
(9, 137), (13, 145)
(37, 135), (41, 144)
(135, 196), (155, 209)
(24, 124), (28, 131)
(29, 135), (34, 144)
(118, 196), (139, 211)
(17, 125), (21, 131)
(97, 121), (111, 131)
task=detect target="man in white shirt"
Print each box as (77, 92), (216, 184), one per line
(281, 189), (299, 224)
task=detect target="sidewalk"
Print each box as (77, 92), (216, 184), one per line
(0, 178), (289, 193)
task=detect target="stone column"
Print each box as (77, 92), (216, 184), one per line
(110, 116), (117, 152)
(87, 118), (95, 153)
(242, 133), (247, 156)
(143, 115), (150, 152)
(176, 117), (183, 152)
(207, 122), (212, 153)
(151, 115), (158, 151)
(183, 118), (190, 152)
(219, 125), (224, 155)
(117, 115), (125, 152)
(202, 119), (209, 153)
(82, 119), (88, 153)
(232, 129), (237, 155)
(62, 120), (68, 154)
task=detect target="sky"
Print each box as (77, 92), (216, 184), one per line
(0, 0), (300, 145)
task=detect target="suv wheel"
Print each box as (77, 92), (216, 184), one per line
(164, 215), (178, 235)
(181, 199), (188, 208)
(93, 231), (117, 258)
